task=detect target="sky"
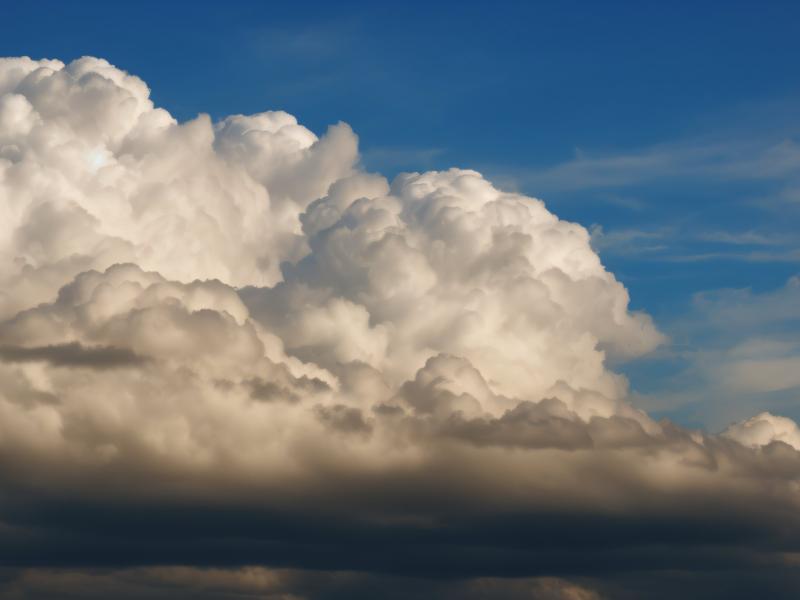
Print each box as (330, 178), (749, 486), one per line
(1, 2), (800, 599)
(6, 0), (799, 428)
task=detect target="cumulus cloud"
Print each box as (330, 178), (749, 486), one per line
(0, 56), (356, 320)
(0, 56), (799, 599)
(723, 412), (800, 449)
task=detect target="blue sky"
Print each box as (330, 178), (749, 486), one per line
(4, 0), (800, 429)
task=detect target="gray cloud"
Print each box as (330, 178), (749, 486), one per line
(314, 404), (373, 435)
(0, 342), (145, 369)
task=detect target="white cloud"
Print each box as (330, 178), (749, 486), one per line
(723, 411), (800, 450)
(0, 56), (358, 321)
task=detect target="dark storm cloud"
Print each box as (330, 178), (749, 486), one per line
(2, 565), (799, 600)
(0, 567), (613, 600)
(1, 419), (799, 599)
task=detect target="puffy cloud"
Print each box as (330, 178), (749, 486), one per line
(0, 56), (798, 600)
(0, 56), (358, 320)
(248, 167), (664, 409)
(723, 412), (800, 450)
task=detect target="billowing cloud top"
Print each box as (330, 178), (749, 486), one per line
(1, 57), (799, 599)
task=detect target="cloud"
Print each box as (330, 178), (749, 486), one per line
(628, 275), (800, 429)
(588, 224), (670, 256)
(0, 567), (607, 600)
(0, 56), (357, 320)
(487, 106), (800, 268)
(723, 412), (800, 449)
(0, 341), (145, 369)
(494, 135), (800, 194)
(0, 56), (799, 599)
(589, 224), (800, 264)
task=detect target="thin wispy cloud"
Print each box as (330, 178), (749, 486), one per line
(591, 223), (800, 264)
(495, 133), (800, 194)
(630, 275), (800, 428)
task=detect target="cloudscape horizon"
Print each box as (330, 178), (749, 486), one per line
(1, 53), (799, 599)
